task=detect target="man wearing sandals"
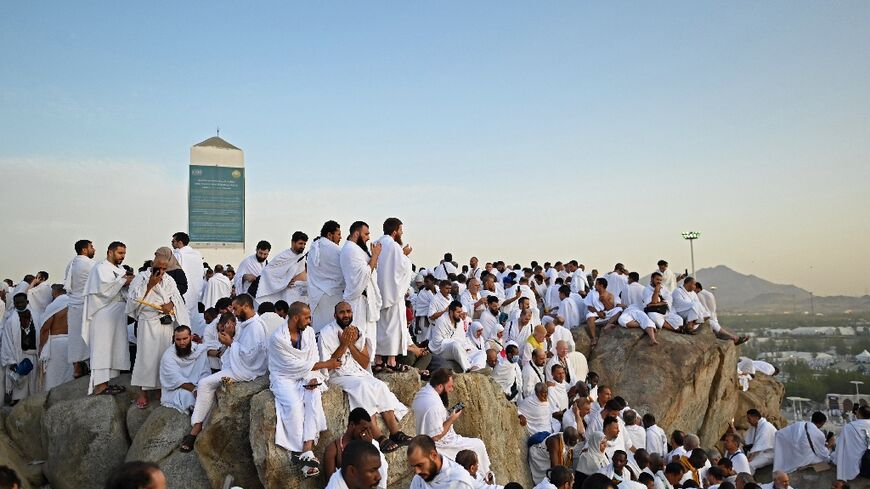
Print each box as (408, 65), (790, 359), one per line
(320, 302), (413, 454)
(270, 301), (339, 478)
(180, 293), (269, 452)
(374, 218), (415, 373)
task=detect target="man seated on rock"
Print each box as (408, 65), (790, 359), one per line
(544, 340), (587, 384)
(584, 384), (611, 428)
(773, 411), (830, 474)
(602, 412), (637, 461)
(407, 434), (477, 488)
(721, 433), (752, 476)
(159, 325), (210, 414)
(548, 365), (578, 426)
(411, 369), (492, 476)
(670, 277), (707, 333)
(320, 301), (413, 453)
(667, 430), (687, 462)
(835, 404), (870, 482)
(429, 301), (474, 372)
(693, 282), (749, 346)
(324, 408), (388, 489)
(508, 296), (541, 328)
(104, 461), (166, 489)
(644, 413), (668, 458)
(742, 409), (776, 474)
(269, 301), (339, 478)
(518, 382), (558, 437)
(478, 296), (501, 342)
(181, 294), (269, 453)
(455, 450), (499, 488)
(533, 465), (574, 489)
(528, 426), (579, 485)
(488, 347), (522, 403)
(584, 278), (623, 347)
(554, 285), (581, 331)
(522, 348), (550, 399)
(642, 273), (684, 332)
(325, 439), (384, 489)
(616, 272), (659, 346)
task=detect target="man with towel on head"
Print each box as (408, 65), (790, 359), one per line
(234, 240), (271, 296)
(374, 218), (415, 372)
(308, 221), (346, 332)
(257, 231), (309, 306)
(341, 221), (383, 365)
(2, 293), (40, 401)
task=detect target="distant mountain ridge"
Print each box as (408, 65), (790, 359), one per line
(646, 265), (870, 314)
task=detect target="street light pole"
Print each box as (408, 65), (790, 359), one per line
(681, 231), (701, 276)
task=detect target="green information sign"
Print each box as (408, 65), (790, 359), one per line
(188, 165), (245, 244)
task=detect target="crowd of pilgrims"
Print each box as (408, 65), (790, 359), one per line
(0, 217), (866, 489)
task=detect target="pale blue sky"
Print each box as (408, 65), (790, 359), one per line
(1, 2), (868, 296)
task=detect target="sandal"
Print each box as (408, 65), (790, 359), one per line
(377, 435), (400, 454)
(390, 364), (411, 373)
(372, 363), (386, 374)
(297, 451), (320, 478)
(135, 398), (149, 409)
(390, 431), (413, 445)
(97, 384), (126, 396)
(734, 336), (750, 345)
(179, 434), (197, 453)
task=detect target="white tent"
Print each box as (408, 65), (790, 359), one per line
(855, 350), (870, 363)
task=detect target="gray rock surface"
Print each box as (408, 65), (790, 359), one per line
(126, 406), (210, 489)
(5, 392), (48, 461)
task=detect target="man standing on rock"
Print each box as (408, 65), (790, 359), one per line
(319, 301), (413, 454)
(180, 293), (269, 452)
(127, 255), (189, 409)
(374, 217), (415, 372)
(64, 239), (96, 378)
(83, 241), (133, 396)
(1, 293), (40, 402)
(341, 221), (382, 365)
(307, 221), (345, 332)
(38, 284), (73, 391)
(159, 325), (210, 414)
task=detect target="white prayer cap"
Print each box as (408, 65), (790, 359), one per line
(542, 316), (554, 325)
(469, 321), (483, 334)
(506, 340), (519, 349)
(495, 323), (504, 333)
(414, 273), (424, 283)
(420, 269), (429, 277)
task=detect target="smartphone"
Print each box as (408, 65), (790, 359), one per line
(448, 401), (465, 414)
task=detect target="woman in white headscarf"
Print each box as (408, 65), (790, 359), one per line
(574, 430), (609, 485)
(486, 324), (505, 355)
(466, 321), (487, 370)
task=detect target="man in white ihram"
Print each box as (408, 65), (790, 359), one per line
(171, 232), (204, 318)
(307, 221), (346, 332)
(411, 368), (491, 476)
(83, 241), (134, 395)
(37, 284), (74, 390)
(429, 301), (473, 372)
(269, 301), (336, 478)
(202, 264), (233, 309)
(64, 239), (96, 377)
(374, 217), (415, 372)
(234, 240), (271, 296)
(2, 293), (40, 401)
(320, 301), (413, 453)
(127, 255), (190, 409)
(835, 404), (870, 482)
(340, 221), (383, 364)
(743, 409), (777, 473)
(773, 411), (830, 475)
(257, 231), (309, 306)
(159, 325), (210, 413)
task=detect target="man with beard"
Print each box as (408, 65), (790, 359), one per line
(234, 240), (271, 296)
(341, 221), (383, 365)
(159, 325), (210, 414)
(64, 239), (96, 377)
(1, 293), (40, 403)
(374, 218), (415, 371)
(84, 241), (134, 395)
(429, 301), (473, 372)
(308, 221), (346, 332)
(127, 255), (190, 409)
(180, 293), (269, 452)
(407, 435), (476, 489)
(270, 301), (337, 478)
(257, 232), (309, 305)
(319, 302), (413, 454)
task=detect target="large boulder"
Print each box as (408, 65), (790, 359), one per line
(197, 375), (270, 489)
(0, 411), (40, 489)
(5, 392), (48, 461)
(126, 406), (210, 489)
(734, 373), (787, 430)
(42, 395), (130, 489)
(576, 325), (740, 446)
(127, 402), (157, 440)
(249, 369), (533, 488)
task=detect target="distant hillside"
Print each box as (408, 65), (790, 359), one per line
(645, 265), (870, 314)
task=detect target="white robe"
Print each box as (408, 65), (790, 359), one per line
(459, 290), (485, 320)
(374, 235), (414, 356)
(429, 314), (470, 371)
(319, 320), (408, 419)
(159, 343), (210, 413)
(546, 325), (575, 356)
(625, 424), (647, 451)
(557, 297), (580, 329)
(545, 351), (588, 385)
(409, 454), (476, 489)
(260, 312), (286, 338)
(834, 418), (870, 481)
(234, 254), (267, 296)
(83, 260), (130, 394)
(38, 295), (73, 391)
(307, 238), (345, 331)
(64, 255), (95, 363)
(202, 319), (223, 370)
(642, 285), (683, 329)
(521, 361), (547, 399)
(127, 271), (190, 390)
(27, 282), (53, 320)
(257, 247), (308, 305)
(269, 324), (327, 453)
(203, 273), (233, 309)
(1, 308), (40, 400)
(773, 420), (830, 474)
(412, 384), (491, 476)
(478, 309), (500, 341)
(745, 417), (777, 456)
(518, 395), (557, 436)
(646, 424), (668, 457)
(490, 357), (522, 402)
(671, 287), (705, 324)
(174, 245), (205, 312)
(222, 314), (270, 380)
(340, 241), (382, 362)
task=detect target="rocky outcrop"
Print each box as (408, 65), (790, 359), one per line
(575, 325), (740, 446)
(0, 411), (39, 489)
(5, 392), (48, 462)
(126, 406), (210, 489)
(734, 372), (787, 430)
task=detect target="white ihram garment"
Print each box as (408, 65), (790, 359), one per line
(374, 235), (414, 356)
(159, 343), (210, 413)
(307, 238), (345, 332)
(83, 260), (130, 394)
(340, 241), (382, 363)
